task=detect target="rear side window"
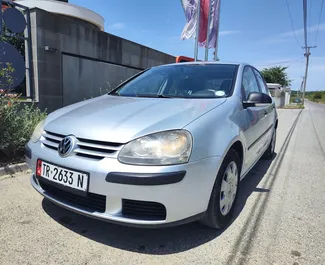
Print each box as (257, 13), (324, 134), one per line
(253, 68), (269, 95)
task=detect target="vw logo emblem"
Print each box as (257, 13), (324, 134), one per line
(58, 136), (75, 157)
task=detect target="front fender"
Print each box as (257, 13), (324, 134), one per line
(184, 98), (247, 162)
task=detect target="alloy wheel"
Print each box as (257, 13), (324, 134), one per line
(219, 161), (238, 216)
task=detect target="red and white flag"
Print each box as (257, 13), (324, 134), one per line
(180, 0), (220, 48)
(198, 0), (220, 48)
(197, 0), (209, 45)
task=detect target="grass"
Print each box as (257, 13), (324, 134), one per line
(310, 99), (325, 104)
(280, 104), (305, 109)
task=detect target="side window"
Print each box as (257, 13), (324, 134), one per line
(242, 66), (260, 100)
(253, 68), (269, 95)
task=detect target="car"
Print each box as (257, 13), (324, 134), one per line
(294, 98), (302, 103)
(26, 62), (278, 229)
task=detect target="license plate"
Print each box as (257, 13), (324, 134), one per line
(37, 160), (88, 191)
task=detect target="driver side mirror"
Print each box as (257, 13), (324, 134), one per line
(243, 92), (272, 108)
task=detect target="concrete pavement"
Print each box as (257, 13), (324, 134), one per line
(0, 105), (325, 265)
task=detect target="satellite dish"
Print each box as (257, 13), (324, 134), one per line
(0, 41), (25, 90)
(3, 7), (26, 34)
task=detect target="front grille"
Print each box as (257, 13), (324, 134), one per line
(122, 199), (167, 221)
(40, 130), (124, 160)
(38, 178), (106, 213)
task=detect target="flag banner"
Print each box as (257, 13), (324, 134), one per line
(198, 0), (220, 48)
(180, 0), (199, 40)
(198, 0), (209, 45)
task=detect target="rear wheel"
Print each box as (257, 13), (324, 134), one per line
(200, 149), (241, 229)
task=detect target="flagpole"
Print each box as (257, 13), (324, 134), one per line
(194, 0), (201, 61)
(214, 0), (220, 61)
(204, 0), (213, 61)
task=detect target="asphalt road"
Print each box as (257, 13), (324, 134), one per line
(1, 103), (325, 265)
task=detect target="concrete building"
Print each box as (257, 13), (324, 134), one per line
(15, 0), (175, 113)
(267, 83), (291, 108)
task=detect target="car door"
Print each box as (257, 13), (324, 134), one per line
(241, 66), (268, 170)
(252, 67), (275, 150)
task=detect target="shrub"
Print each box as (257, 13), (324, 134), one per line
(314, 92), (322, 100)
(0, 95), (47, 159)
(0, 62), (47, 160)
(0, 62), (15, 93)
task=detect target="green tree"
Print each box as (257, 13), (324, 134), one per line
(260, 66), (291, 87)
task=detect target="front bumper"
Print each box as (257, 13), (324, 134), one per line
(27, 140), (223, 227)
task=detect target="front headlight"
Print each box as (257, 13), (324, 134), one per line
(118, 130), (192, 165)
(30, 119), (46, 143)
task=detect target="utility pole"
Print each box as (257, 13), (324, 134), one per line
(301, 46), (316, 105)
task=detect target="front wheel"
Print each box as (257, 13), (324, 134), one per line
(200, 149), (241, 229)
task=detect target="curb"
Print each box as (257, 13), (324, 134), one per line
(0, 162), (30, 177)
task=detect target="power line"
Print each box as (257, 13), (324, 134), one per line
(308, 0), (312, 40)
(315, 0), (324, 45)
(301, 0), (311, 106)
(256, 57), (304, 67)
(285, 0), (302, 47)
(300, 1), (319, 106)
(303, 0), (308, 48)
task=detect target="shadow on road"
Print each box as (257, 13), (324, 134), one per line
(42, 154), (276, 255)
(232, 153), (276, 221)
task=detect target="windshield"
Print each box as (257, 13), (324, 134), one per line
(109, 64), (238, 98)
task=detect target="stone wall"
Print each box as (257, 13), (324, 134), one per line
(62, 54), (140, 106)
(30, 8), (175, 113)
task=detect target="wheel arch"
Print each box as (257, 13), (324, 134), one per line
(219, 138), (245, 175)
(230, 140), (244, 172)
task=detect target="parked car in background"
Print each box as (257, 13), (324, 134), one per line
(294, 98), (302, 103)
(26, 62), (278, 229)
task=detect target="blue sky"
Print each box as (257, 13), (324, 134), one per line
(69, 0), (325, 91)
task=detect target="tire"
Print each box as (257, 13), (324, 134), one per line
(262, 127), (276, 159)
(200, 149), (241, 229)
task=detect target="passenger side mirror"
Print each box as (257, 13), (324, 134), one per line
(243, 92), (272, 108)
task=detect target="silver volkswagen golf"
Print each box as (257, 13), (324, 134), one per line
(26, 62), (277, 229)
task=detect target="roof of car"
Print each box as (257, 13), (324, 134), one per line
(156, 61), (247, 68)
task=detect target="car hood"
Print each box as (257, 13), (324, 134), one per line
(44, 95), (226, 143)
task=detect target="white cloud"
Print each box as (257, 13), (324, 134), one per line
(254, 57), (305, 68)
(219, 30), (241, 36)
(279, 23), (325, 38)
(260, 23), (325, 44)
(109, 23), (125, 30)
